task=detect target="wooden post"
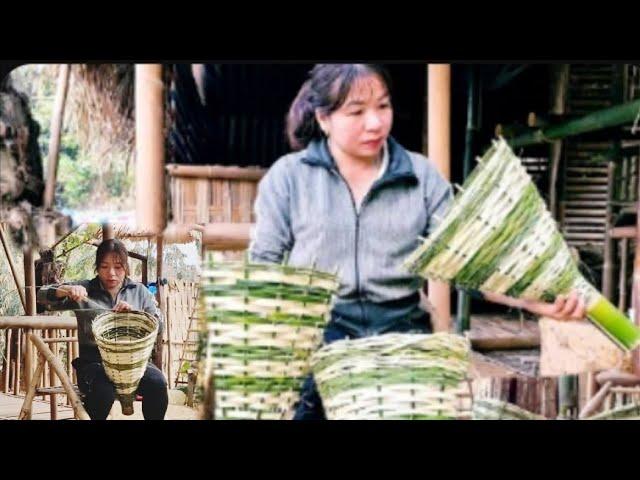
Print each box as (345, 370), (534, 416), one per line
(102, 222), (114, 241)
(43, 64), (71, 210)
(18, 353), (46, 420)
(426, 64), (451, 331)
(135, 64), (166, 235)
(3, 328), (11, 393)
(633, 168), (640, 376)
(155, 235), (164, 370)
(49, 329), (58, 420)
(14, 329), (21, 394)
(166, 296), (172, 388)
(603, 161), (616, 299)
(0, 224), (27, 313)
(548, 64), (569, 219)
(23, 248), (37, 393)
(619, 238), (629, 311)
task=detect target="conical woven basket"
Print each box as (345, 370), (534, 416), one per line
(201, 254), (339, 419)
(405, 137), (640, 351)
(92, 311), (159, 415)
(311, 332), (472, 420)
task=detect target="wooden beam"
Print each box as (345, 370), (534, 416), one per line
(43, 64), (71, 210)
(0, 316), (77, 330)
(165, 164), (266, 181)
(509, 99), (640, 148)
(610, 226), (636, 239)
(633, 167), (640, 376)
(0, 224), (26, 312)
(198, 223), (252, 250)
(135, 64), (166, 235)
(426, 64), (451, 330)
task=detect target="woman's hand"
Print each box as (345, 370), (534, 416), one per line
(114, 300), (133, 313)
(521, 291), (587, 321)
(483, 290), (587, 321)
(57, 285), (88, 302)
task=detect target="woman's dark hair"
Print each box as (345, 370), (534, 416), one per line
(95, 239), (130, 275)
(286, 64), (392, 151)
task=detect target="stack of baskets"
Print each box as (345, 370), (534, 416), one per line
(472, 398), (546, 420)
(200, 254), (339, 419)
(92, 311), (160, 415)
(311, 332), (472, 420)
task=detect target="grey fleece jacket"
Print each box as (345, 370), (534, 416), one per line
(249, 136), (453, 336)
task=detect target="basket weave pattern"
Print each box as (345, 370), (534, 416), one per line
(311, 333), (472, 420)
(201, 256), (339, 419)
(92, 311), (159, 395)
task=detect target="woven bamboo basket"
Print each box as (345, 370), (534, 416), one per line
(201, 254), (339, 419)
(310, 333), (472, 420)
(405, 137), (640, 352)
(92, 311), (160, 415)
(472, 398), (546, 420)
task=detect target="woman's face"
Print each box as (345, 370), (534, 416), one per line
(97, 252), (127, 291)
(316, 74), (393, 163)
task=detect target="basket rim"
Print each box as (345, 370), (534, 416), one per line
(92, 310), (159, 347)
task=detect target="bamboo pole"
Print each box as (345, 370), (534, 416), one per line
(155, 235), (164, 370)
(23, 249), (37, 393)
(102, 223), (114, 241)
(603, 162), (616, 299)
(3, 328), (11, 393)
(165, 164), (266, 181)
(633, 168), (640, 376)
(619, 238), (629, 311)
(0, 224), (26, 312)
(0, 316), (76, 329)
(27, 333), (89, 420)
(427, 64), (451, 330)
(579, 381), (612, 419)
(49, 329), (58, 420)
(509, 99), (640, 148)
(43, 64), (71, 210)
(457, 65), (480, 333)
(14, 329), (21, 394)
(18, 353), (46, 420)
(135, 64), (166, 235)
(548, 64), (569, 218)
(198, 223), (252, 250)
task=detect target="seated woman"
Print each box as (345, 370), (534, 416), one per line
(37, 239), (168, 420)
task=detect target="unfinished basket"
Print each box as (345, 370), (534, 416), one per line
(92, 311), (159, 415)
(405, 137), (640, 352)
(472, 398), (546, 420)
(311, 333), (472, 420)
(201, 254), (339, 419)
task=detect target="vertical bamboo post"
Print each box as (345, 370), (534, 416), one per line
(102, 222), (114, 241)
(135, 64), (166, 235)
(43, 64), (71, 210)
(23, 248), (37, 393)
(426, 64), (452, 331)
(18, 353), (46, 420)
(3, 328), (11, 393)
(14, 329), (21, 394)
(155, 235), (164, 370)
(49, 329), (58, 420)
(603, 162), (617, 299)
(66, 328), (72, 406)
(619, 238), (629, 311)
(548, 64), (569, 218)
(0, 224), (27, 313)
(633, 167), (640, 376)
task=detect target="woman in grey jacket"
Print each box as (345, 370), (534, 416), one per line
(249, 64), (585, 420)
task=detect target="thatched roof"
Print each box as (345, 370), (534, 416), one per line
(67, 64), (135, 159)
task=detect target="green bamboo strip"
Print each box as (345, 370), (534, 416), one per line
(405, 138), (640, 351)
